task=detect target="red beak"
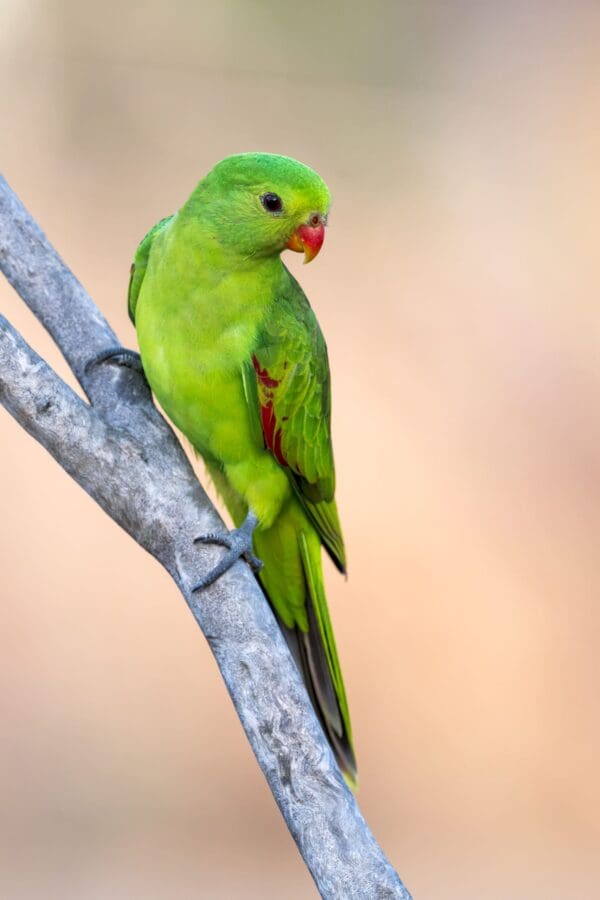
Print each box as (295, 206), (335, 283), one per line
(286, 223), (325, 263)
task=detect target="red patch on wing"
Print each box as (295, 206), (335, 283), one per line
(252, 355), (279, 389)
(273, 427), (286, 467)
(260, 401), (276, 448)
(252, 355), (288, 467)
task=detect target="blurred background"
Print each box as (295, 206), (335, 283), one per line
(2, 1), (600, 897)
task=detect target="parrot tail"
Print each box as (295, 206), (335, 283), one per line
(255, 516), (357, 790)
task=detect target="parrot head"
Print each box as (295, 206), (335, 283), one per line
(190, 153), (331, 263)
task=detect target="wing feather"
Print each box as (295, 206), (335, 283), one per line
(128, 215), (174, 324)
(248, 269), (346, 571)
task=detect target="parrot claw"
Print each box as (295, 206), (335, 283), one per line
(192, 511), (263, 591)
(85, 346), (145, 376)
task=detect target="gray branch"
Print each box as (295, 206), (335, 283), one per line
(0, 174), (412, 900)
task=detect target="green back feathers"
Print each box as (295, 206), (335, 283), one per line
(128, 215), (174, 324)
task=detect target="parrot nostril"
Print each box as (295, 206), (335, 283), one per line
(309, 213), (320, 227)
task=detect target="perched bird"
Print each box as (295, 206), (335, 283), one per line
(127, 153), (356, 785)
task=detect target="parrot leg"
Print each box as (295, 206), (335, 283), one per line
(192, 511), (263, 591)
(85, 346), (145, 376)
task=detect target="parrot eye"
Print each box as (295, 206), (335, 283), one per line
(261, 192), (283, 214)
(309, 213), (320, 227)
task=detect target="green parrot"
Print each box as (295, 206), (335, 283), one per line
(126, 153), (356, 786)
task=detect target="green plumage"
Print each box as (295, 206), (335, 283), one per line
(129, 153), (356, 786)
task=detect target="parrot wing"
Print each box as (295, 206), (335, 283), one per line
(127, 215), (174, 324)
(247, 269), (346, 572)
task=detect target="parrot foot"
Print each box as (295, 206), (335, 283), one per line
(85, 346), (145, 376)
(192, 511), (263, 591)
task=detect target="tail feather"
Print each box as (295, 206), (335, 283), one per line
(206, 457), (357, 784)
(276, 612), (357, 788)
(298, 530), (357, 787)
(300, 586), (343, 736)
(256, 519), (357, 788)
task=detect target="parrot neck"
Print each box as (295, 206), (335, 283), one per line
(166, 215), (283, 299)
(175, 209), (284, 276)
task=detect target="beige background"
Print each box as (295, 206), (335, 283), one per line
(2, 2), (600, 897)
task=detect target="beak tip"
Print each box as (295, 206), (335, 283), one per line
(287, 223), (325, 264)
